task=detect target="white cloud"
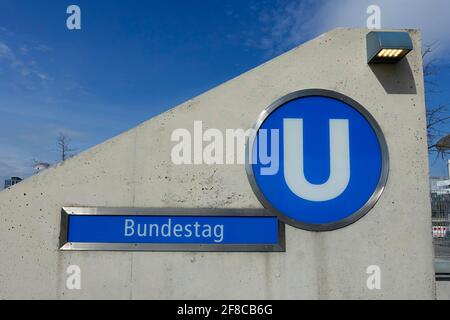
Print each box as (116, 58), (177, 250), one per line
(0, 26), (14, 37)
(0, 41), (14, 59)
(34, 44), (52, 53)
(0, 40), (51, 83)
(0, 145), (34, 183)
(51, 126), (86, 140)
(256, 0), (450, 59)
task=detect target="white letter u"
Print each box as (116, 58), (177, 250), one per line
(283, 118), (350, 201)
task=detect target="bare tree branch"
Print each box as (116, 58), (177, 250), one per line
(57, 133), (76, 161)
(424, 43), (450, 158)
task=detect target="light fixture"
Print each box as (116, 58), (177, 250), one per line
(367, 31), (413, 64)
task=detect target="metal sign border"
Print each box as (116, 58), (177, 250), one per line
(245, 89), (390, 232)
(60, 207), (286, 252)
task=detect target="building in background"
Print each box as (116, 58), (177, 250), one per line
(431, 160), (450, 259)
(33, 162), (51, 174)
(431, 160), (450, 195)
(4, 177), (22, 189)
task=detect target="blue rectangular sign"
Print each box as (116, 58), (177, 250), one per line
(68, 215), (278, 244)
(60, 207), (285, 252)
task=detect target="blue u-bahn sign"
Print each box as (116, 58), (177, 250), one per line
(247, 89), (389, 231)
(59, 90), (389, 253)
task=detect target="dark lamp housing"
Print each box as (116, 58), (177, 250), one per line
(367, 31), (413, 64)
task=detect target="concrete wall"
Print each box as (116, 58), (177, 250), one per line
(0, 28), (435, 299)
(437, 282), (450, 300)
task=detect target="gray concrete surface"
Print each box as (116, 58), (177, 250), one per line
(0, 28), (435, 299)
(437, 282), (450, 300)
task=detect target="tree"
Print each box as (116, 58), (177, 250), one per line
(57, 133), (75, 161)
(427, 105), (450, 156)
(424, 44), (450, 158)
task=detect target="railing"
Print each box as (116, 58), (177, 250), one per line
(432, 194), (450, 279)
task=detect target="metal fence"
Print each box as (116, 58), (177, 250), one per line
(432, 194), (450, 259)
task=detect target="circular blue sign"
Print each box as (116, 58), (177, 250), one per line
(247, 90), (389, 231)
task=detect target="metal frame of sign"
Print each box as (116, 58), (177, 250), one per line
(245, 89), (390, 232)
(59, 207), (286, 252)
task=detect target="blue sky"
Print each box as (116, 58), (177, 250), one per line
(0, 0), (449, 183)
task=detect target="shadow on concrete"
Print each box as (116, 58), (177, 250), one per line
(369, 58), (417, 94)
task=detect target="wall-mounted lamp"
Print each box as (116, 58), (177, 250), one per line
(367, 31), (413, 64)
